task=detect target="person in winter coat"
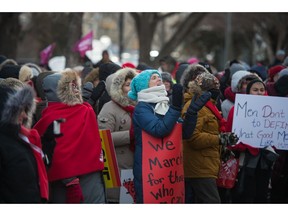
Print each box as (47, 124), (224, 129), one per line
(182, 72), (239, 203)
(221, 70), (260, 119)
(226, 79), (278, 203)
(266, 65), (286, 96)
(33, 69), (105, 204)
(270, 74), (288, 203)
(0, 85), (49, 203)
(97, 68), (138, 203)
(127, 69), (184, 203)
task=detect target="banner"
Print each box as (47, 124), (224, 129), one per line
(232, 94), (288, 150)
(73, 31), (93, 58)
(99, 129), (121, 188)
(40, 43), (55, 65)
(142, 123), (184, 203)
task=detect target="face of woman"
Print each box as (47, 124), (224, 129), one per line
(249, 82), (266, 95)
(149, 74), (162, 88)
(122, 78), (132, 96)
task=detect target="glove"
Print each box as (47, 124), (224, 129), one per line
(171, 84), (183, 109)
(187, 91), (211, 115)
(63, 177), (84, 204)
(220, 147), (235, 162)
(41, 119), (64, 167)
(219, 132), (239, 147)
(90, 81), (106, 103)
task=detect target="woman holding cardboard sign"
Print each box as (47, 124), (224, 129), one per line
(127, 69), (211, 203)
(227, 78), (279, 203)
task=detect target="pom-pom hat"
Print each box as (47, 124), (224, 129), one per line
(128, 69), (161, 101)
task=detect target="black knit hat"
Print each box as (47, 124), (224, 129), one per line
(246, 78), (266, 94)
(99, 63), (121, 81)
(274, 75), (288, 97)
(0, 65), (21, 79)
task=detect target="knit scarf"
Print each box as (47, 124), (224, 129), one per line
(113, 100), (135, 152)
(205, 100), (227, 132)
(20, 126), (49, 201)
(138, 85), (169, 115)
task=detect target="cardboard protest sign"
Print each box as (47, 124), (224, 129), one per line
(119, 169), (136, 204)
(142, 123), (185, 203)
(232, 94), (288, 150)
(99, 129), (121, 188)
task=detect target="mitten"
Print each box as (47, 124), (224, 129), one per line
(171, 84), (183, 109)
(187, 92), (211, 115)
(63, 177), (84, 204)
(90, 81), (106, 103)
(219, 132), (239, 147)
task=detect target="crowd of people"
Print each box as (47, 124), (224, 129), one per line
(0, 48), (288, 204)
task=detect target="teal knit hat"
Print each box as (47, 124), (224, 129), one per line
(128, 69), (161, 101)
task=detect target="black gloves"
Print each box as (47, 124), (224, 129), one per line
(41, 119), (64, 168)
(219, 132), (239, 146)
(187, 92), (211, 115)
(90, 81), (106, 104)
(182, 92), (211, 140)
(171, 84), (183, 109)
(220, 148), (235, 163)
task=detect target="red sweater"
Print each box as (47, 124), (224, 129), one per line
(33, 102), (104, 181)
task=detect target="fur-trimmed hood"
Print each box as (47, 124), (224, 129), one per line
(188, 72), (220, 95)
(110, 68), (138, 107)
(0, 59), (18, 71)
(0, 85), (36, 128)
(180, 64), (209, 92)
(42, 69), (83, 105)
(57, 69), (83, 106)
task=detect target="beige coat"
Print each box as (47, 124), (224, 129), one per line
(97, 68), (137, 203)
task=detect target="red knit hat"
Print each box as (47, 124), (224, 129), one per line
(122, 62), (136, 69)
(268, 65), (285, 81)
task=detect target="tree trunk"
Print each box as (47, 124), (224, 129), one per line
(0, 13), (20, 59)
(65, 13), (83, 67)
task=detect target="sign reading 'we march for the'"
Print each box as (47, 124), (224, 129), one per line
(232, 94), (288, 150)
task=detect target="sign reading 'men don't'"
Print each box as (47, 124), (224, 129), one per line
(232, 94), (288, 150)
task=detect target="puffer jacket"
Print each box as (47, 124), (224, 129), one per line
(133, 101), (181, 203)
(182, 92), (221, 179)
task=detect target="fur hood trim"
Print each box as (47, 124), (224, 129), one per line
(57, 69), (83, 106)
(0, 59), (18, 71)
(188, 72), (219, 95)
(0, 86), (36, 128)
(19, 65), (33, 82)
(180, 64), (209, 92)
(110, 68), (138, 106)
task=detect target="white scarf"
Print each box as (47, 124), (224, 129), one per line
(137, 85), (170, 115)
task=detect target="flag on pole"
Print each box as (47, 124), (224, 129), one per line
(40, 43), (56, 65)
(73, 31), (93, 58)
